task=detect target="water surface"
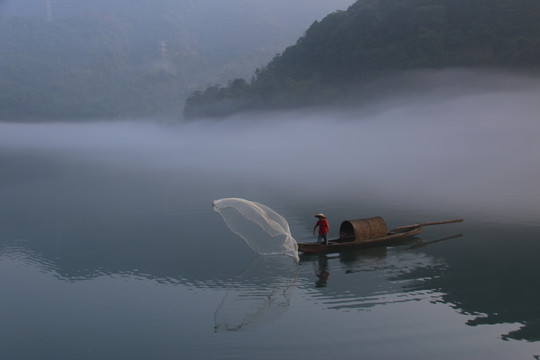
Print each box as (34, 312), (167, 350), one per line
(1, 78), (540, 359)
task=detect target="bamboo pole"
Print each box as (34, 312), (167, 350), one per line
(418, 218), (464, 226)
(393, 218), (463, 231)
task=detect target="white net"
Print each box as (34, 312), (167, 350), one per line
(212, 198), (299, 261)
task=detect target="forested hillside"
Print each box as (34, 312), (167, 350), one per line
(184, 0), (540, 119)
(0, 0), (352, 120)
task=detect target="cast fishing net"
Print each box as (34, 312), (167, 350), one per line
(212, 198), (299, 261)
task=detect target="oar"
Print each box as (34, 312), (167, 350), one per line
(393, 218), (463, 231)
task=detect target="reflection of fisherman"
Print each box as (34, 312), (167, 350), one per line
(316, 255), (329, 287)
(313, 213), (330, 245)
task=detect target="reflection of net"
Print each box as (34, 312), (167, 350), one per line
(212, 198), (299, 261)
(214, 256), (298, 332)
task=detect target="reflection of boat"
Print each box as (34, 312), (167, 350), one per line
(298, 217), (463, 254)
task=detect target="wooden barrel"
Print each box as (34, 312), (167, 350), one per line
(339, 216), (388, 241)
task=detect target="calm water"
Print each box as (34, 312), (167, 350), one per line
(1, 88), (540, 360)
(1, 151), (539, 360)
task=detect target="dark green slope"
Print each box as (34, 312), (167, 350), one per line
(184, 0), (540, 119)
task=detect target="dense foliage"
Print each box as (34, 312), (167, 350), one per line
(184, 0), (540, 119)
(0, 16), (205, 120)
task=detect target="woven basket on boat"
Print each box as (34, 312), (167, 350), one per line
(339, 216), (387, 241)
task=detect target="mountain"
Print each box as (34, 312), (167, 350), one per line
(0, 0), (353, 120)
(183, 0), (540, 119)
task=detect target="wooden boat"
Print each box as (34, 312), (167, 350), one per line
(298, 217), (463, 254)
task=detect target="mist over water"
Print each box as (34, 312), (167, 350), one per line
(1, 70), (539, 224)
(1, 70), (540, 360)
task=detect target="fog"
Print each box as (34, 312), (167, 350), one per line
(0, 0), (354, 120)
(1, 70), (539, 224)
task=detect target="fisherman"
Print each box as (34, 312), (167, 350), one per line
(313, 213), (330, 245)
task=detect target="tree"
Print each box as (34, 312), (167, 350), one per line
(183, 0), (540, 119)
